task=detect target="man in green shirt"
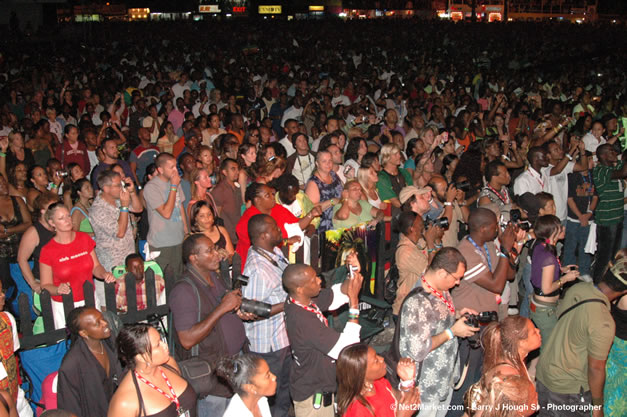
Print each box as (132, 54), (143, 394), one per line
(536, 263), (627, 417)
(592, 144), (627, 282)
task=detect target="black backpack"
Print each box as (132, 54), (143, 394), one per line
(383, 264), (400, 305)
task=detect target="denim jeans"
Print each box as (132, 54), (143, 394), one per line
(197, 394), (229, 417)
(593, 223), (622, 283)
(563, 220), (592, 276)
(519, 262), (533, 318)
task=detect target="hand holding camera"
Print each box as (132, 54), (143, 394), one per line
(561, 265), (580, 283)
(219, 289), (243, 313)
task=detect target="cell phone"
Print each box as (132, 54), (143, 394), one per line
(349, 265), (358, 278)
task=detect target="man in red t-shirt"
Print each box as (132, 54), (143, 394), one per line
(235, 183), (321, 270)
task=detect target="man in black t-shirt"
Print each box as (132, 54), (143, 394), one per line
(282, 261), (362, 417)
(564, 165), (598, 281)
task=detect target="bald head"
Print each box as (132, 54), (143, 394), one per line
(248, 214), (272, 243)
(282, 264), (313, 295)
(468, 207), (497, 233)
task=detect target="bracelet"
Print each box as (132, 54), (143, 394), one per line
(398, 379), (415, 392)
(349, 308), (360, 316)
(558, 278), (563, 288)
(170, 185), (178, 191)
(49, 183), (57, 189)
(120, 206), (129, 213)
(591, 397), (603, 406)
(444, 201), (453, 206)
(497, 252), (508, 259)
(445, 328), (454, 340)
(565, 153), (573, 161)
(0, 152), (5, 157)
(348, 313), (360, 320)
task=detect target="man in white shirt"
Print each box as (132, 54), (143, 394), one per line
(331, 85), (351, 108)
(513, 147), (550, 196)
(278, 119), (300, 157)
(171, 73), (191, 100)
(543, 140), (588, 222)
(280, 95), (304, 128)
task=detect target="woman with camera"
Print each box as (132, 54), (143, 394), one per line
(108, 324), (197, 417)
(529, 215), (580, 346)
(336, 343), (420, 417)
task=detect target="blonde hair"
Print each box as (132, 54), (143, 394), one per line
(190, 168), (210, 199)
(357, 166), (372, 190)
(380, 143), (400, 168)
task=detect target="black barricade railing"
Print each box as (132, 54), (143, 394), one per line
(18, 275), (174, 351)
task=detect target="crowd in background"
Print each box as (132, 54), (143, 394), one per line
(0, 18), (625, 417)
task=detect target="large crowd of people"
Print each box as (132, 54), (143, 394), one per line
(0, 17), (626, 417)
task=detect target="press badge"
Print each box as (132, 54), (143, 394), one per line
(178, 408), (190, 417)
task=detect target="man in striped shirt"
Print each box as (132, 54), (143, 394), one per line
(591, 144), (627, 282)
(242, 214), (292, 417)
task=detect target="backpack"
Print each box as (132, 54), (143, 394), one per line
(383, 264), (400, 305)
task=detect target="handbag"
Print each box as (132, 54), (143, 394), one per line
(177, 277), (215, 398)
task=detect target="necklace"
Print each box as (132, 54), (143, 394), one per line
(288, 297), (328, 327)
(87, 341), (104, 355)
(421, 276), (455, 314)
(362, 381), (374, 394)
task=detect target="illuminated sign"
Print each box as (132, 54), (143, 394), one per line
(309, 5), (324, 11)
(199, 5), (220, 13)
(259, 5), (282, 14)
(233, 6), (246, 13)
(488, 12), (502, 22)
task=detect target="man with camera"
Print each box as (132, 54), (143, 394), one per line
(170, 234), (252, 416)
(449, 207), (523, 415)
(241, 214), (294, 417)
(282, 257), (363, 417)
(393, 211), (439, 317)
(89, 169), (142, 306)
(428, 175), (469, 247)
(398, 248), (479, 417)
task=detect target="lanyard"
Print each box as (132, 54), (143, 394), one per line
(421, 276), (455, 314)
(468, 236), (492, 271)
(135, 369), (180, 410)
(528, 168), (544, 189)
(252, 247), (287, 269)
(296, 154), (313, 185)
(486, 184), (509, 205)
(289, 297), (328, 327)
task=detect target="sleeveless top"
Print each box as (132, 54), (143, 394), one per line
(70, 206), (94, 234)
(131, 367), (198, 417)
(0, 197), (23, 260)
(308, 170), (343, 232)
(32, 221), (56, 280)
